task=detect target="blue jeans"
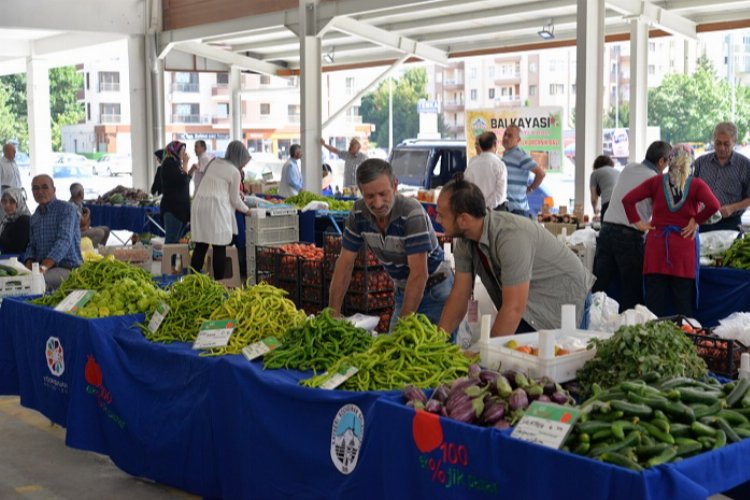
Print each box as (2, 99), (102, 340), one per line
(390, 273), (455, 331)
(580, 292), (593, 329)
(163, 212), (187, 244)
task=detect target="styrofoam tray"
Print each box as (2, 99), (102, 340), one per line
(479, 329), (612, 383)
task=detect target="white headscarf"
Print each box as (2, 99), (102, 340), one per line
(0, 187), (30, 236)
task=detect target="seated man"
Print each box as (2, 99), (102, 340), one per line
(69, 183), (109, 247)
(23, 175), (83, 291)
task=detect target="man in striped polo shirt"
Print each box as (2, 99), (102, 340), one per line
(692, 121), (750, 232)
(328, 159), (453, 331)
(501, 124), (546, 217)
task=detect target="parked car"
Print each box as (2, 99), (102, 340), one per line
(93, 154), (132, 176)
(389, 139), (467, 191)
(52, 164), (98, 198)
(52, 153), (95, 174)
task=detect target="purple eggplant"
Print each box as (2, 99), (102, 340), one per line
(514, 372), (530, 389)
(425, 399), (443, 414)
(540, 377), (557, 396)
(479, 370), (500, 387)
(406, 400), (425, 411)
(550, 392), (569, 405)
(446, 391), (472, 413)
(468, 363), (482, 380)
(481, 401), (507, 425)
(496, 375), (513, 398)
(537, 394), (551, 403)
(527, 384), (544, 401)
(502, 370), (521, 389)
(493, 419), (511, 430)
(451, 377), (479, 396)
(403, 385), (428, 404)
(432, 384), (450, 403)
(509, 388), (529, 411)
(440, 404), (449, 417)
(448, 398), (477, 424)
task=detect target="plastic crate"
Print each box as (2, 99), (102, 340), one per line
(301, 257), (326, 288)
(345, 290), (395, 312)
(0, 273), (34, 298)
(323, 233), (380, 271)
(478, 329), (613, 383)
(349, 268), (393, 294)
(301, 301), (325, 316)
(376, 309), (394, 334)
(661, 315), (747, 378)
(246, 212), (299, 247)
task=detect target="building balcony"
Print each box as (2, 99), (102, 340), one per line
(442, 100), (465, 111)
(443, 79), (464, 90)
(100, 114), (121, 124)
(98, 82), (120, 92)
(171, 82), (200, 93)
(172, 114), (211, 124)
(494, 74), (521, 84)
(494, 95), (522, 106)
(212, 84), (229, 98)
(212, 116), (229, 125)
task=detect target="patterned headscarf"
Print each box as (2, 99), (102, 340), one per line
(224, 140), (251, 170)
(164, 141), (186, 163)
(668, 143), (694, 163)
(0, 187), (30, 236)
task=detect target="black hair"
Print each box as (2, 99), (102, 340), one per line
(441, 177), (487, 218)
(477, 131), (498, 152)
(645, 141), (672, 165)
(195, 140), (207, 149)
(593, 155), (614, 170)
(290, 144), (301, 157)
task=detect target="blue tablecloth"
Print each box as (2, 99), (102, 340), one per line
(695, 266), (750, 327)
(85, 204), (162, 235)
(3, 297), (750, 499)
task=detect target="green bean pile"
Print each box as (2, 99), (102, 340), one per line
(32, 257), (155, 307)
(263, 309), (373, 372)
(202, 282), (306, 356)
(301, 313), (476, 391)
(142, 273), (228, 343)
(283, 191), (354, 211)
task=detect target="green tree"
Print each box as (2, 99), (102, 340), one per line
(360, 68), (428, 148)
(0, 82), (21, 144)
(648, 56), (750, 144)
(603, 101), (629, 129)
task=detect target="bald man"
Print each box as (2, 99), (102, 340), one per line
(23, 174), (82, 291)
(0, 143), (23, 195)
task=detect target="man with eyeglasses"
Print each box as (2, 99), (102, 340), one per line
(692, 121), (750, 232)
(22, 174), (82, 291)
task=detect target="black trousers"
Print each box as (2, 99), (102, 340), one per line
(190, 243), (227, 280)
(600, 202), (610, 222)
(645, 274), (695, 318)
(593, 223), (645, 312)
(701, 214), (742, 232)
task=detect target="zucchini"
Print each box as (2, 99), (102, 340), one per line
(592, 428), (614, 442)
(646, 447), (677, 467)
(0, 264), (18, 276)
(576, 421), (612, 434)
(611, 400), (653, 418)
(691, 421), (718, 438)
(662, 401), (696, 423)
(590, 431), (640, 457)
(713, 430), (727, 449)
(675, 442), (703, 457)
(600, 451), (644, 472)
(733, 427), (750, 439)
(611, 420), (637, 440)
(635, 443), (671, 459)
(639, 421), (674, 444)
(726, 378), (750, 407)
(669, 423), (691, 437)
(594, 410), (626, 422)
(649, 418), (670, 434)
(694, 401), (723, 419)
(677, 387), (722, 405)
(716, 417), (741, 443)
(717, 409), (749, 426)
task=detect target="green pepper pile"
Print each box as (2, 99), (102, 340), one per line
(263, 309), (373, 372)
(577, 321), (707, 397)
(301, 313), (475, 391)
(565, 375), (750, 470)
(722, 236), (750, 270)
(142, 273), (228, 343)
(202, 282), (306, 356)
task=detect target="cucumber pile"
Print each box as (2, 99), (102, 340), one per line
(564, 374), (750, 470)
(0, 263), (23, 277)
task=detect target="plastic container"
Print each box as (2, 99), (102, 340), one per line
(739, 353), (750, 381)
(0, 258), (35, 298)
(479, 329), (613, 383)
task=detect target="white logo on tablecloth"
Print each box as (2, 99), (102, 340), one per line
(45, 336), (65, 377)
(330, 404), (364, 475)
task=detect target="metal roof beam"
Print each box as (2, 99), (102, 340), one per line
(607, 0), (697, 39)
(174, 41), (286, 76)
(0, 0), (145, 34)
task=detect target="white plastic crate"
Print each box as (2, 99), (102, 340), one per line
(0, 259), (35, 298)
(245, 212), (299, 246)
(479, 329), (612, 383)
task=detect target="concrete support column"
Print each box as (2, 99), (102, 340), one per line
(574, 0), (605, 215)
(230, 66), (242, 141)
(145, 31), (165, 186)
(300, 0), (322, 194)
(128, 35), (149, 190)
(629, 19), (649, 162)
(26, 57), (52, 177)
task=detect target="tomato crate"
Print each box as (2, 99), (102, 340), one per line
(323, 233), (381, 270)
(349, 268), (393, 294)
(301, 284), (326, 305)
(660, 315), (747, 378)
(275, 280), (299, 305)
(345, 290), (395, 312)
(254, 246), (303, 283)
(376, 309), (394, 334)
(301, 258), (326, 288)
(301, 301), (325, 316)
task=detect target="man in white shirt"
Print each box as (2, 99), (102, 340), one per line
(0, 143), (23, 195)
(279, 144), (303, 197)
(464, 131), (507, 210)
(188, 140), (211, 191)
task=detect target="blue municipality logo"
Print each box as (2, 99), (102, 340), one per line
(330, 404), (365, 475)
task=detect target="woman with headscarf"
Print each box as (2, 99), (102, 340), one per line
(150, 149), (165, 196)
(621, 144), (720, 317)
(189, 140), (250, 280)
(0, 187), (31, 254)
(159, 141), (191, 244)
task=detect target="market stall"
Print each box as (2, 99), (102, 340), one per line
(85, 203), (163, 236)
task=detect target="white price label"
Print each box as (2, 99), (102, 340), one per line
(241, 337), (281, 361)
(54, 290), (95, 313)
(510, 402), (581, 449)
(147, 302), (170, 333)
(193, 319), (236, 350)
(320, 365), (359, 390)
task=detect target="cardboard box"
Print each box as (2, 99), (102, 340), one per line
(541, 222), (577, 237)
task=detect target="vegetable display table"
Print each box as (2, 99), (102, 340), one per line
(3, 296), (750, 499)
(85, 203), (163, 236)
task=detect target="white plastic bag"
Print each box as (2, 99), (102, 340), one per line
(569, 227), (598, 248)
(713, 312), (750, 346)
(700, 230), (740, 257)
(588, 292), (621, 332)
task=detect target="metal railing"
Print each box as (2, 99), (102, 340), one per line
(171, 114), (211, 124)
(99, 82), (120, 92)
(172, 82), (199, 93)
(100, 114), (121, 123)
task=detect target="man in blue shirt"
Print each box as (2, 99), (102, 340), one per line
(279, 144), (303, 197)
(328, 159), (453, 330)
(23, 174), (82, 291)
(502, 125), (545, 217)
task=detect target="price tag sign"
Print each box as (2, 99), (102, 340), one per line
(242, 336), (281, 361)
(467, 298), (479, 323)
(54, 290), (95, 313)
(193, 319), (236, 350)
(320, 365), (359, 390)
(147, 302), (170, 333)
(511, 402), (582, 449)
